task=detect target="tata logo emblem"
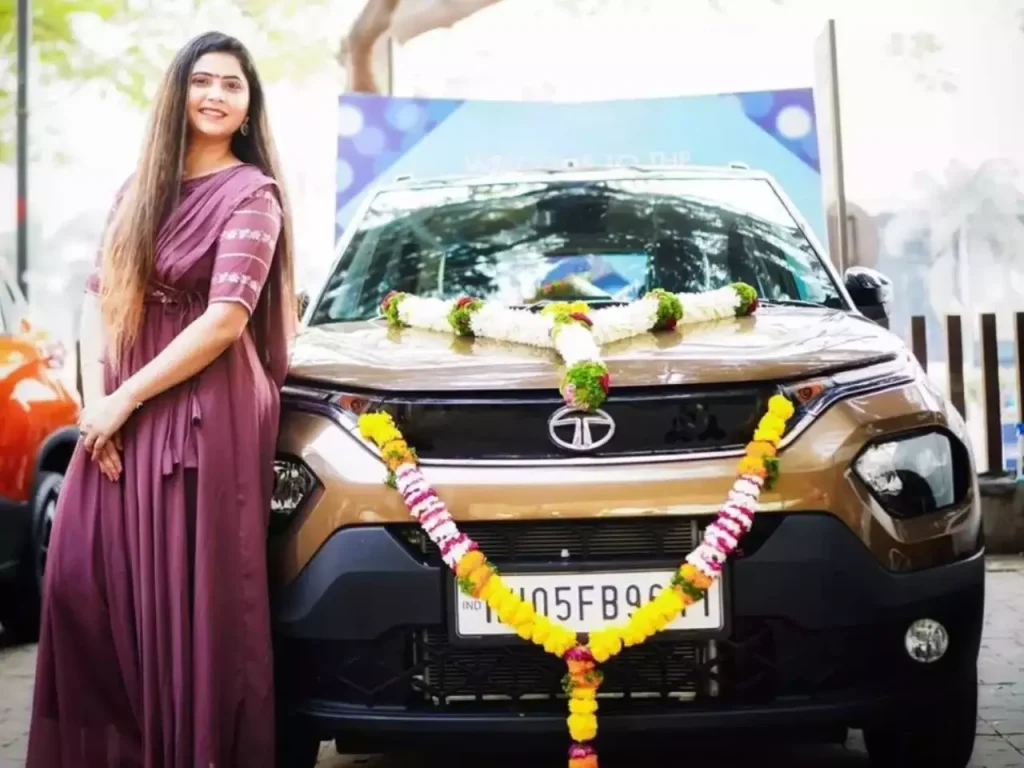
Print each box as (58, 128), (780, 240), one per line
(547, 406), (616, 452)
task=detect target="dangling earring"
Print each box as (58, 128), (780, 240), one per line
(240, 116), (250, 137)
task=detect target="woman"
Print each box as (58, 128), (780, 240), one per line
(27, 31), (296, 768)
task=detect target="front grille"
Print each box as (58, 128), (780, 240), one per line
(394, 518), (700, 567)
(377, 385), (775, 461)
(276, 618), (905, 711)
(392, 516), (782, 565)
(417, 629), (701, 703)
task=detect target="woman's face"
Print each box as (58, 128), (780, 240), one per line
(187, 52), (250, 140)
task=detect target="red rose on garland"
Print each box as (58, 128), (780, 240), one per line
(380, 290), (399, 313)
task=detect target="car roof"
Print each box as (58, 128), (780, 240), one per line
(373, 163), (775, 193)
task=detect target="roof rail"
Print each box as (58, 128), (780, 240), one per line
(728, 161), (751, 170)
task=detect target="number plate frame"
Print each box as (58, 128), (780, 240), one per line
(444, 558), (732, 647)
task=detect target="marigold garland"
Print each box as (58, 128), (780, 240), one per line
(379, 282), (758, 413)
(361, 284), (795, 767)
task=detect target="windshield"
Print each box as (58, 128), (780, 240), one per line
(309, 176), (843, 324)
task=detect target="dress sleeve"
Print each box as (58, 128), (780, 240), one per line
(208, 188), (283, 314)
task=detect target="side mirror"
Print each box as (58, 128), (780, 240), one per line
(296, 290), (310, 319)
(844, 266), (893, 327)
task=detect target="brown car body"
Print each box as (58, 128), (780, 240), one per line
(269, 167), (984, 767)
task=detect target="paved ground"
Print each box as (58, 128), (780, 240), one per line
(4, 558), (1024, 767)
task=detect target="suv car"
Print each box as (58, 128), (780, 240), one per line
(0, 263), (80, 640)
(270, 166), (983, 767)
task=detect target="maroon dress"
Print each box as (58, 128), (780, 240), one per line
(27, 165), (294, 768)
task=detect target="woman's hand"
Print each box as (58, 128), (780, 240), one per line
(79, 387), (139, 459)
(93, 434), (123, 482)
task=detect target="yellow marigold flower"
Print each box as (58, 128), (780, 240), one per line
(680, 564), (700, 581)
(512, 601), (536, 627)
(745, 440), (777, 459)
(358, 413), (397, 443)
(622, 626), (645, 646)
(476, 576), (499, 602)
(567, 714), (598, 742)
(572, 687), (597, 701)
(589, 628), (623, 662)
(629, 612), (655, 638)
(650, 611), (670, 632)
(757, 413), (787, 437)
(456, 550), (485, 578)
(753, 426), (783, 445)
(515, 622), (534, 641)
(655, 590), (683, 621)
(498, 595), (521, 624)
(768, 394), (795, 420)
(486, 584), (512, 612)
(569, 697), (598, 715)
(531, 615), (552, 645)
(550, 630), (577, 657)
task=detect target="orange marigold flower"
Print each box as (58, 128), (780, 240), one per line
(466, 566), (493, 596)
(737, 456), (768, 477)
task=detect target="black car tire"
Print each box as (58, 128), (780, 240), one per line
(275, 718), (319, 768)
(864, 666), (977, 768)
(0, 472), (62, 642)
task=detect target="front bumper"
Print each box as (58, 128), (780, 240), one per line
(272, 513), (985, 747)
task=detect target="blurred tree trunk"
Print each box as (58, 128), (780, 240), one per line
(341, 0), (505, 92)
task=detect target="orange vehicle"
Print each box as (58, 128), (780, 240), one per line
(0, 266), (80, 640)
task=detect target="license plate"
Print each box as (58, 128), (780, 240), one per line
(454, 569), (724, 637)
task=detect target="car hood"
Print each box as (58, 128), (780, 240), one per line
(288, 307), (905, 392)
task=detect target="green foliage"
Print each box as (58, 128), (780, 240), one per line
(560, 360), (610, 412)
(0, 0), (334, 161)
(447, 296), (483, 336)
(644, 287), (683, 330)
(0, 0), (146, 161)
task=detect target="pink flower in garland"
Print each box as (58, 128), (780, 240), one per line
(380, 290), (399, 313)
(455, 295), (475, 309)
(599, 373), (611, 394)
(568, 312), (593, 328)
(563, 383), (580, 408)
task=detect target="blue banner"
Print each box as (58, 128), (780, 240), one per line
(335, 89), (825, 245)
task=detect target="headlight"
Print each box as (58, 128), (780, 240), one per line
(853, 430), (971, 519)
(270, 457), (319, 534)
(780, 353), (918, 419)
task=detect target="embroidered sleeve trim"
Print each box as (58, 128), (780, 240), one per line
(219, 228), (277, 244)
(211, 270), (262, 295)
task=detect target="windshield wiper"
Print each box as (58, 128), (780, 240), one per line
(758, 298), (830, 309)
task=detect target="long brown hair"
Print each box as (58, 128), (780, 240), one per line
(100, 31), (295, 364)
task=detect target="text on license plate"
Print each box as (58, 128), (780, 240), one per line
(455, 569), (724, 637)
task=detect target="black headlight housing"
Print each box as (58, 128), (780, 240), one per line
(270, 456), (320, 535)
(851, 427), (973, 520)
